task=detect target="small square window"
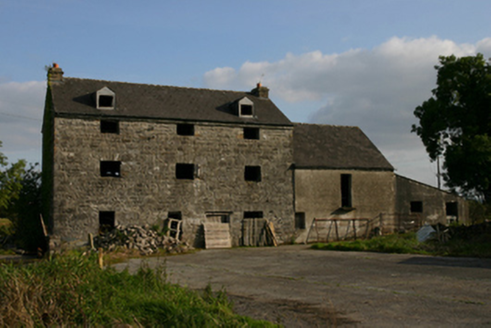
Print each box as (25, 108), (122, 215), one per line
(244, 127), (260, 140)
(245, 166), (261, 182)
(176, 163), (195, 180)
(446, 202), (458, 216)
(98, 95), (114, 108)
(100, 161), (121, 177)
(177, 124), (194, 136)
(100, 120), (119, 134)
(240, 104), (253, 117)
(99, 211), (115, 234)
(410, 201), (423, 213)
(244, 211), (263, 219)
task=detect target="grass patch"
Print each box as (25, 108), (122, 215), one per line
(311, 233), (430, 255)
(311, 226), (491, 258)
(0, 251), (278, 327)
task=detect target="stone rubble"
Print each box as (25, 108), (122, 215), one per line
(94, 224), (192, 255)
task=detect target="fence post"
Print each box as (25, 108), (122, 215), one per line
(98, 248), (104, 269)
(353, 219), (357, 240)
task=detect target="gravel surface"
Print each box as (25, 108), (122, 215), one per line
(113, 245), (491, 327)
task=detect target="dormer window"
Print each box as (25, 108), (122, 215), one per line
(237, 97), (255, 118)
(96, 87), (115, 110)
(241, 105), (253, 116)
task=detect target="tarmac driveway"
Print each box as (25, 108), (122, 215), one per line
(114, 245), (491, 327)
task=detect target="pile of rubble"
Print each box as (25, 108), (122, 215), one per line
(93, 224), (192, 255)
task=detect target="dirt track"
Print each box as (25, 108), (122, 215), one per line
(114, 245), (491, 327)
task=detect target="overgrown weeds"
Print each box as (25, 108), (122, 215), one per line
(311, 233), (429, 255)
(0, 251), (278, 327)
(312, 224), (491, 258)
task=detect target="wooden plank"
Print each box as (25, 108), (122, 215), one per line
(266, 221), (278, 247)
(203, 223), (232, 249)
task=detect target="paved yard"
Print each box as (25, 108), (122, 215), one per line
(114, 245), (491, 327)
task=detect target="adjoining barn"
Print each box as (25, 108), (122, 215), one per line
(41, 64), (468, 249)
(292, 123), (468, 243)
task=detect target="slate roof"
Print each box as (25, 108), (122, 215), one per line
(293, 123), (394, 171)
(49, 78), (292, 126)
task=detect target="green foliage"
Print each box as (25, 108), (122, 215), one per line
(0, 218), (14, 237)
(468, 200), (491, 224)
(0, 219), (14, 249)
(10, 164), (45, 252)
(0, 141), (26, 212)
(151, 223), (167, 236)
(0, 141), (45, 252)
(412, 54), (491, 202)
(312, 226), (491, 258)
(311, 233), (428, 255)
(0, 252), (278, 327)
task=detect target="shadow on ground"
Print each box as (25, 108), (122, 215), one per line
(398, 256), (491, 269)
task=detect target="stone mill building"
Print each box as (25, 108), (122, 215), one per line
(42, 64), (468, 248)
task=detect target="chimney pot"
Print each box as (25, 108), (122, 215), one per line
(251, 83), (269, 99)
(48, 63), (64, 83)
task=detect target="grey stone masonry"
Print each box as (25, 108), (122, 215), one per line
(51, 117), (295, 247)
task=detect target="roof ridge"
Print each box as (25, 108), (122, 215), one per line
(62, 77), (250, 94)
(293, 122), (360, 129)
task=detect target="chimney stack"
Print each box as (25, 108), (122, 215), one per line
(48, 63), (64, 83)
(251, 82), (269, 98)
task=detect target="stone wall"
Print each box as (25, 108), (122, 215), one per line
(395, 175), (469, 225)
(51, 116), (294, 247)
(294, 169), (396, 242)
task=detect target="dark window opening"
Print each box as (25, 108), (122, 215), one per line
(446, 202), (458, 216)
(100, 120), (119, 134)
(168, 212), (182, 220)
(341, 174), (352, 208)
(410, 201), (423, 213)
(245, 166), (261, 182)
(177, 124), (194, 136)
(244, 127), (260, 140)
(100, 161), (121, 177)
(244, 211), (263, 219)
(295, 212), (306, 229)
(98, 95), (114, 108)
(99, 211), (115, 234)
(240, 104), (253, 116)
(206, 212), (231, 223)
(176, 163), (195, 180)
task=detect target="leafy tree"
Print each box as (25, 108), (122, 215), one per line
(412, 54), (491, 203)
(11, 163), (45, 252)
(0, 141), (26, 212)
(0, 142), (45, 252)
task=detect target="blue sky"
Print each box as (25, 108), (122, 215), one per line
(1, 0), (490, 187)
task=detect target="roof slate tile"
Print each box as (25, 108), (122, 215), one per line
(50, 78), (292, 126)
(293, 123), (394, 170)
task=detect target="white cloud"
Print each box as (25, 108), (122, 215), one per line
(203, 36), (491, 187)
(203, 67), (236, 87)
(0, 81), (46, 164)
(476, 38), (491, 54)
